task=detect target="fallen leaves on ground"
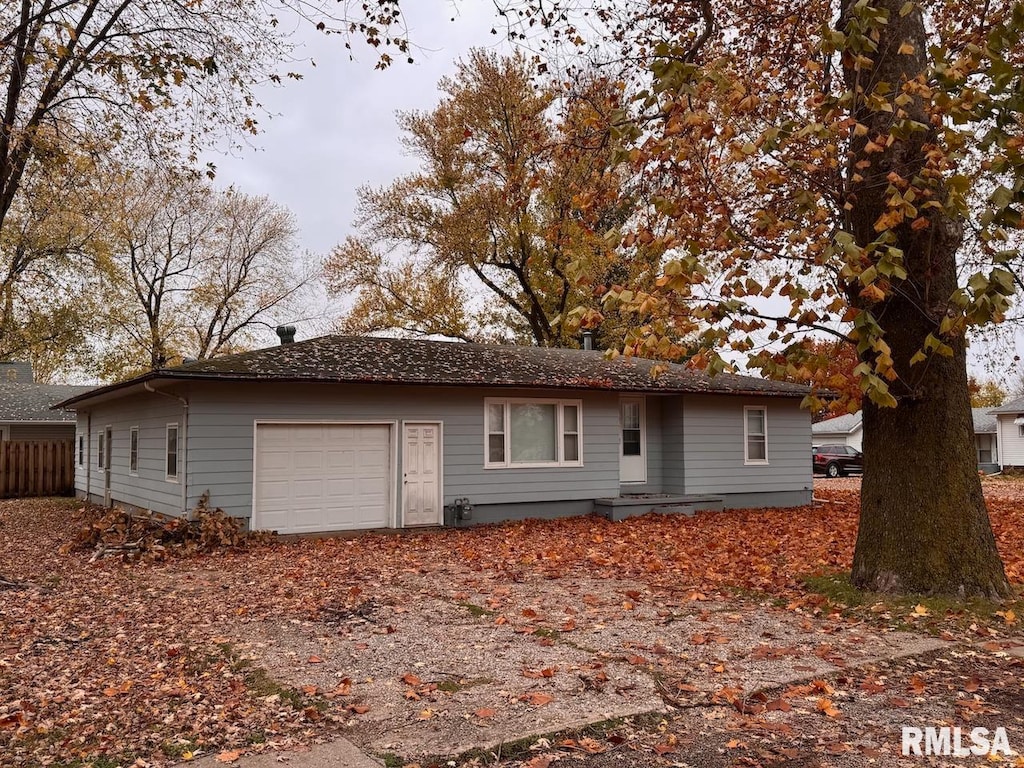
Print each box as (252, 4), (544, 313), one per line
(0, 481), (1022, 766)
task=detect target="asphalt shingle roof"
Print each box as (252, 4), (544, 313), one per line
(811, 411), (862, 435)
(989, 395), (1024, 414)
(971, 407), (998, 434)
(0, 382), (92, 421)
(813, 407), (999, 435)
(57, 336), (810, 408)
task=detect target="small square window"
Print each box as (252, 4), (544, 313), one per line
(563, 404), (580, 463)
(744, 406), (768, 464)
(129, 427), (139, 475)
(166, 424), (179, 480)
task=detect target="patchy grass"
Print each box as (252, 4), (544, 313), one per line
(160, 739), (199, 759)
(804, 571), (1023, 633)
(436, 676), (494, 693)
(53, 756), (137, 768)
(444, 712), (668, 766)
(456, 601), (495, 618)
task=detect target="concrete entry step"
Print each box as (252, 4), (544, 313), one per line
(593, 494), (724, 521)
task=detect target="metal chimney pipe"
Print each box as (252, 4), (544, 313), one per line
(276, 325), (296, 344)
(582, 331), (594, 351)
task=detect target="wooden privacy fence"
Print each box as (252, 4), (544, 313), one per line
(0, 440), (75, 498)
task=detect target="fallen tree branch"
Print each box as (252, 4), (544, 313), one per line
(89, 539), (144, 563)
(0, 574), (31, 591)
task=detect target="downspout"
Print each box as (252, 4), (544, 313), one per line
(994, 417), (1003, 472)
(85, 410), (92, 500)
(145, 382), (189, 514)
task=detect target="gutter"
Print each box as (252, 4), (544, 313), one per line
(56, 371), (813, 410)
(144, 382), (189, 515)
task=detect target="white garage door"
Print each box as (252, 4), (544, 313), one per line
(254, 423), (391, 533)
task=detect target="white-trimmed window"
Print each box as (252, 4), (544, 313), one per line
(744, 406), (768, 464)
(1017, 415), (1024, 437)
(129, 427), (139, 475)
(78, 434), (84, 466)
(165, 424), (179, 481)
(97, 430), (105, 468)
(485, 398), (583, 468)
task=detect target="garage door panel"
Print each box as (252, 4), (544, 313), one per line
(257, 449), (293, 472)
(325, 449), (356, 471)
(325, 478), (356, 497)
(293, 478), (325, 499)
(359, 447), (387, 463)
(254, 423), (391, 533)
(257, 479), (291, 501)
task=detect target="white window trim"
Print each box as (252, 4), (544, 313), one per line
(129, 426), (140, 476)
(743, 405), (769, 465)
(77, 434), (84, 467)
(97, 430), (105, 469)
(165, 423), (180, 482)
(484, 397), (584, 469)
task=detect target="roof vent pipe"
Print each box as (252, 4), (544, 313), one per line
(276, 325), (296, 345)
(582, 331), (594, 351)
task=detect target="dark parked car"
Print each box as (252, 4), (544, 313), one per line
(812, 444), (863, 477)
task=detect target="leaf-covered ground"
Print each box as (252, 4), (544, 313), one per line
(0, 480), (1022, 767)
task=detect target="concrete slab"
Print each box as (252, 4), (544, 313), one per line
(188, 738), (383, 768)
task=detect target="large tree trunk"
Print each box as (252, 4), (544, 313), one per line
(842, 0), (1011, 597)
(854, 341), (1010, 597)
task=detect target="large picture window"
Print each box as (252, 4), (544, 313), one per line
(485, 398), (582, 468)
(744, 406), (768, 464)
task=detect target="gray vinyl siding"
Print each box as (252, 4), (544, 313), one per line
(679, 394), (813, 495)
(2, 423), (75, 441)
(662, 398), (685, 495)
(73, 393), (187, 515)
(184, 382), (622, 522)
(68, 380), (814, 525)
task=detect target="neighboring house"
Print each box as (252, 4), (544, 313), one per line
(55, 336), (814, 533)
(0, 360), (91, 442)
(813, 408), (1002, 473)
(811, 412), (863, 451)
(989, 395), (1024, 471)
(972, 408), (1000, 474)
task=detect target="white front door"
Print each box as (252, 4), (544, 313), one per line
(620, 397), (646, 484)
(403, 422), (442, 527)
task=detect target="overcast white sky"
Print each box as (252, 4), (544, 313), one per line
(208, 2), (509, 257)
